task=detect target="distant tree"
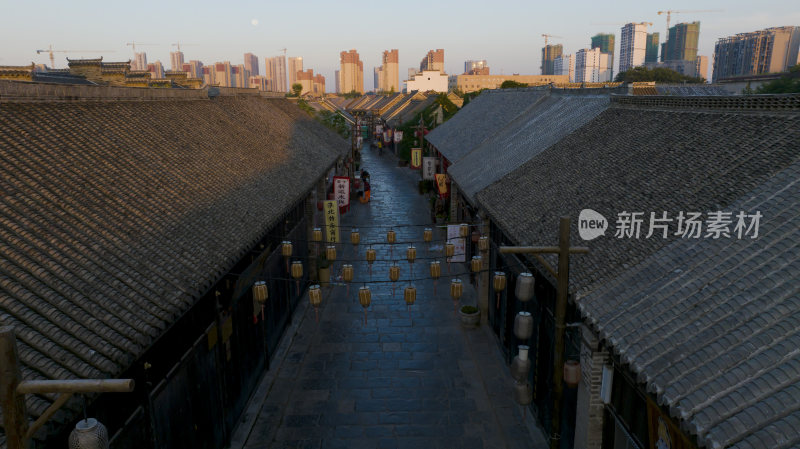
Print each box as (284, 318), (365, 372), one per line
(754, 64), (800, 94)
(341, 90), (361, 99)
(291, 83), (303, 97)
(615, 66), (705, 84)
(500, 80), (528, 89)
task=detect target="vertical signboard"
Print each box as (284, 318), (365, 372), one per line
(422, 157), (436, 180)
(333, 176), (350, 209)
(394, 130), (403, 143)
(435, 173), (448, 196)
(410, 148), (422, 169)
(446, 224), (466, 263)
(324, 200), (339, 243)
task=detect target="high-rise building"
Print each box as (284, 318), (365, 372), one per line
(313, 74), (325, 95)
(147, 61), (164, 79)
(464, 60), (489, 75)
(554, 54), (575, 82)
(619, 22), (649, 74)
(376, 49), (399, 93)
(373, 67), (381, 92)
(234, 64), (249, 88)
(288, 57), (303, 88)
(249, 76), (269, 91)
(244, 53), (259, 77)
(541, 44), (563, 75)
(645, 33), (660, 63)
(663, 22), (700, 62)
(133, 52), (147, 71)
(297, 69), (314, 95)
(712, 26), (800, 82)
(591, 34), (614, 79)
(407, 68), (417, 80)
(419, 49), (444, 73)
(339, 49), (364, 94)
(266, 55), (287, 92)
(170, 51), (184, 72)
(335, 70), (340, 94)
(183, 60), (203, 79)
(575, 48), (612, 83)
(213, 62), (234, 87)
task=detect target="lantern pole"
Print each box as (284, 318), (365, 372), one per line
(1, 327), (135, 449)
(499, 217), (588, 449)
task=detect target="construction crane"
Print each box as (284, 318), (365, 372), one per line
(171, 42), (198, 52)
(279, 48), (287, 58)
(657, 9), (723, 36)
(541, 34), (563, 74)
(126, 41), (157, 55)
(36, 45), (112, 69)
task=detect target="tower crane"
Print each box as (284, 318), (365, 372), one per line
(36, 45), (112, 69)
(657, 9), (723, 36)
(171, 42), (198, 52)
(126, 41), (157, 54)
(541, 34), (563, 74)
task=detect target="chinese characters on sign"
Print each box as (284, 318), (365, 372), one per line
(435, 173), (448, 196)
(410, 148), (422, 169)
(324, 200), (339, 243)
(394, 130), (403, 143)
(577, 209), (762, 241)
(422, 157), (437, 180)
(333, 176), (350, 210)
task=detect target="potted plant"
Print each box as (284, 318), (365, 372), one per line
(317, 253), (331, 285)
(459, 305), (480, 327)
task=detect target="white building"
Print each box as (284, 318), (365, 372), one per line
(169, 51), (184, 72)
(554, 54), (575, 82)
(575, 48), (613, 83)
(132, 52), (147, 71)
(405, 70), (449, 93)
(619, 22), (649, 74)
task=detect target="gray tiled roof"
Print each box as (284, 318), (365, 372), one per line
(449, 92), (610, 203)
(578, 159), (800, 449)
(655, 84), (730, 96)
(425, 88), (547, 163)
(0, 92), (347, 435)
(477, 97), (800, 297)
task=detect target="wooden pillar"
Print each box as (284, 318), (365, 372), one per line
(478, 211), (490, 324)
(0, 327), (29, 449)
(551, 217), (571, 449)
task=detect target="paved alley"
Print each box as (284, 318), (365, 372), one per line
(233, 144), (547, 449)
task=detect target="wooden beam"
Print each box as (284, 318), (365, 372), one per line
(17, 379), (134, 394)
(0, 326), (29, 449)
(24, 393), (72, 440)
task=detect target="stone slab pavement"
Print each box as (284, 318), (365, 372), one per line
(231, 144), (548, 449)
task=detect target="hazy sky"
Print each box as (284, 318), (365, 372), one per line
(2, 0), (798, 91)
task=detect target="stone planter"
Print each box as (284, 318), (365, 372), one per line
(459, 306), (480, 328)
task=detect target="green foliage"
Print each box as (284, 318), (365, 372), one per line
(317, 110), (351, 138)
(754, 66), (800, 94)
(460, 305), (479, 314)
(461, 89), (486, 106)
(434, 93), (459, 121)
(291, 83), (302, 97)
(614, 66), (705, 84)
(340, 90), (362, 99)
(500, 80), (528, 89)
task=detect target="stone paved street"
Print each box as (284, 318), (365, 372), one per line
(233, 144), (548, 449)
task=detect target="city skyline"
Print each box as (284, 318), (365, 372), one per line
(2, 0), (798, 91)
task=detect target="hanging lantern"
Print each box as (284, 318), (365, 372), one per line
(459, 223), (469, 238)
(470, 255), (482, 273)
(69, 418), (109, 449)
(387, 229), (396, 243)
(308, 284), (322, 322)
(326, 245), (337, 262)
(281, 241), (293, 271)
(291, 261), (303, 294)
(478, 236), (490, 252)
(312, 228), (323, 243)
(493, 271), (506, 308)
(252, 281), (268, 304)
(350, 229), (360, 246)
(445, 242), (455, 273)
(342, 263), (354, 299)
(450, 278), (463, 311)
(366, 247), (377, 278)
(514, 311), (533, 340)
(471, 230), (481, 243)
(404, 285), (417, 306)
(564, 360), (581, 388)
(430, 260), (441, 295)
(358, 285), (372, 325)
(406, 246), (417, 263)
(515, 272), (535, 302)
(423, 227), (433, 244)
(389, 263), (400, 298)
(511, 345), (531, 382)
(513, 381), (533, 406)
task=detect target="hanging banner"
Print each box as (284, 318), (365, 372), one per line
(446, 225), (466, 263)
(324, 200), (339, 243)
(333, 176), (350, 209)
(646, 397), (694, 449)
(411, 148), (422, 169)
(394, 130), (403, 143)
(435, 173), (448, 196)
(423, 157), (437, 180)
(375, 125), (383, 134)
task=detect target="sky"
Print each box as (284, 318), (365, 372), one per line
(1, 0), (798, 91)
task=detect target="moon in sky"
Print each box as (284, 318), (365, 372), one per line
(251, 19), (259, 26)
